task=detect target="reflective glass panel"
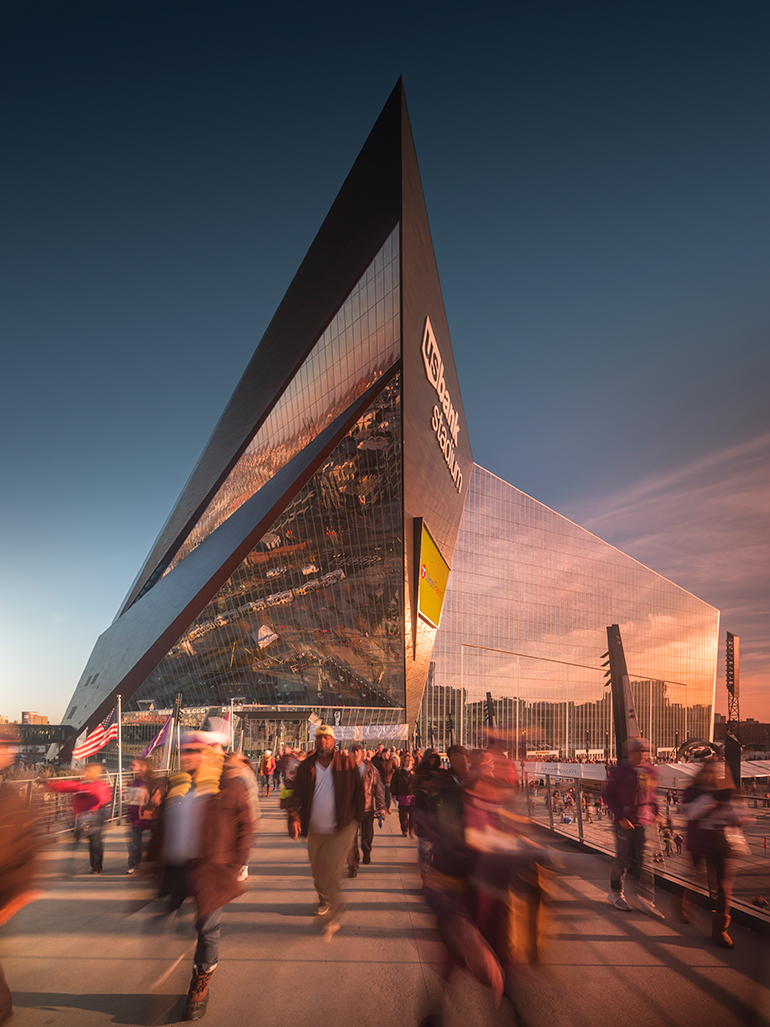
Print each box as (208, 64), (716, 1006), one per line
(421, 465), (719, 757)
(164, 227), (401, 576)
(131, 376), (404, 712)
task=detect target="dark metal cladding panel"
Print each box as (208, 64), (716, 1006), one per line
(119, 84), (404, 615)
(400, 91), (474, 728)
(62, 374), (396, 749)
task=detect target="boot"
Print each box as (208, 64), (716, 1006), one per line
(711, 913), (733, 949)
(182, 963), (217, 1020)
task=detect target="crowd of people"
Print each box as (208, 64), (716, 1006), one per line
(0, 726), (758, 1025)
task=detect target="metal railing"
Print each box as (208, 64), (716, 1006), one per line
(525, 773), (770, 908)
(3, 774), (125, 835)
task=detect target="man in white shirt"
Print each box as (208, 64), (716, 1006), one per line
(288, 725), (364, 938)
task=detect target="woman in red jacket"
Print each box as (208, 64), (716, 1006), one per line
(45, 764), (112, 874)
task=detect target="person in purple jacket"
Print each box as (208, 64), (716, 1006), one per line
(602, 737), (664, 919)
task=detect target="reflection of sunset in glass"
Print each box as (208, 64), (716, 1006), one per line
(132, 374), (405, 715)
(164, 227), (401, 577)
(426, 466), (719, 757)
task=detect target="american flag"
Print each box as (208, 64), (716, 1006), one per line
(72, 707), (119, 760)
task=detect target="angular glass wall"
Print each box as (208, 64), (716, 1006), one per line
(131, 376), (404, 713)
(159, 227), (401, 581)
(422, 465), (719, 757)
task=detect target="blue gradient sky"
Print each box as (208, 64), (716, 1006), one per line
(1, 2), (768, 722)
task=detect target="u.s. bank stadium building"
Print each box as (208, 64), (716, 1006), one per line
(60, 82), (719, 762)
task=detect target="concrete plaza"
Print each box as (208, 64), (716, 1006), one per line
(2, 800), (769, 1027)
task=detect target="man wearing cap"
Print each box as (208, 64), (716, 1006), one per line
(148, 718), (255, 1020)
(288, 725), (364, 937)
(602, 737), (664, 919)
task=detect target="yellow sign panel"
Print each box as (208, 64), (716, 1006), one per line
(418, 523), (450, 629)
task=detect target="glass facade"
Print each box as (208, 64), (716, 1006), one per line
(421, 465), (719, 757)
(162, 227), (401, 578)
(130, 375), (405, 715)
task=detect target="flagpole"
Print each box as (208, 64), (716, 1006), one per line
(117, 694), (123, 823)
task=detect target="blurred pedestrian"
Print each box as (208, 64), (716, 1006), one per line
(148, 719), (254, 1020)
(45, 763), (111, 875)
(0, 730), (42, 1026)
(371, 747), (397, 813)
(681, 760), (749, 947)
(391, 753), (416, 836)
(225, 752), (261, 881)
(602, 737), (664, 919)
(413, 750), (442, 872)
(258, 750), (276, 797)
(287, 725), (364, 939)
(125, 758), (165, 875)
(346, 744), (384, 876)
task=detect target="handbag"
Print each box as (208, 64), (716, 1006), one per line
(74, 811), (104, 839)
(723, 825), (750, 859)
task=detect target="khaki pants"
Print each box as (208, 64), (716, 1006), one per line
(307, 820), (360, 919)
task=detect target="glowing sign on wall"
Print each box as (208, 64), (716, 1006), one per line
(417, 522), (451, 629)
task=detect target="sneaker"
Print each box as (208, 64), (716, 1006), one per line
(636, 897), (665, 920)
(607, 890), (631, 911)
(347, 867), (357, 878)
(90, 869), (102, 875)
(125, 867), (137, 875)
(314, 901), (331, 916)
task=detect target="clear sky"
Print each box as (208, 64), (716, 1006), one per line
(1, 1), (768, 723)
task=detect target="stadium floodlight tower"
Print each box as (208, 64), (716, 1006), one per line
(724, 632), (741, 789)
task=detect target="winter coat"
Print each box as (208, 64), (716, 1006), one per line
(45, 777), (112, 815)
(602, 761), (658, 826)
(0, 783), (39, 918)
(288, 750), (364, 837)
(682, 783), (740, 858)
(360, 761), (385, 813)
(149, 765), (254, 917)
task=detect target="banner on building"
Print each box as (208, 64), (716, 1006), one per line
(334, 724), (409, 741)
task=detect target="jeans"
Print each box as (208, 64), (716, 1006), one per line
(72, 829), (103, 872)
(348, 810), (375, 869)
(610, 824), (655, 901)
(162, 863), (223, 971)
(128, 824), (153, 869)
(690, 853), (736, 915)
(397, 803), (413, 835)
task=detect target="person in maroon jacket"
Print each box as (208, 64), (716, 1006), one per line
(45, 763), (112, 874)
(288, 725), (364, 939)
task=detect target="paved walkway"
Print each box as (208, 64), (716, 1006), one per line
(2, 800), (769, 1027)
